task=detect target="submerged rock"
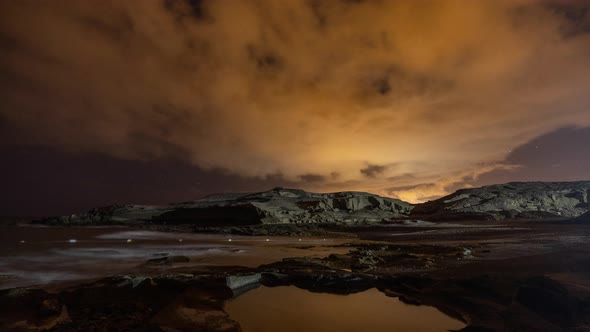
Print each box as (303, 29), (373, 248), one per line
(144, 255), (190, 265)
(226, 274), (261, 291)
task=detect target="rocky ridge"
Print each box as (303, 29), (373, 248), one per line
(39, 187), (413, 226)
(412, 181), (590, 221)
(38, 181), (590, 225)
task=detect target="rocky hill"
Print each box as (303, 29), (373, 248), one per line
(37, 181), (590, 225)
(411, 181), (590, 221)
(38, 187), (413, 226)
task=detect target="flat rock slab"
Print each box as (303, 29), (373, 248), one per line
(226, 274), (261, 290)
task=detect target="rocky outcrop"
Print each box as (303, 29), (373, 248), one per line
(37, 187), (413, 226)
(412, 181), (590, 221)
(36, 181), (590, 225)
(224, 188), (414, 224)
(225, 274), (261, 291)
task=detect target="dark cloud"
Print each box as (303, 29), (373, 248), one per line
(163, 0), (212, 23)
(360, 164), (387, 178)
(185, 0), (207, 20)
(247, 45), (284, 73)
(373, 77), (391, 95)
(308, 0), (327, 28)
(547, 1), (590, 38)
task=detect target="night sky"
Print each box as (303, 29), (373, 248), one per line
(1, 1), (589, 217)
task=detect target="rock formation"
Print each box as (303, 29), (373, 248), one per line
(37, 181), (590, 225)
(38, 187), (413, 226)
(411, 181), (590, 221)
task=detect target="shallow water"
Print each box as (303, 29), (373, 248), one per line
(0, 226), (349, 289)
(225, 286), (466, 332)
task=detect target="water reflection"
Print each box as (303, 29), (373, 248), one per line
(225, 286), (465, 332)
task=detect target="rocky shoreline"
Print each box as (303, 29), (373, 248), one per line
(4, 181), (590, 331)
(3, 219), (590, 331)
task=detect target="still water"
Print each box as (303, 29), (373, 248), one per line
(225, 286), (466, 332)
(0, 225), (348, 289)
(1, 225), (466, 330)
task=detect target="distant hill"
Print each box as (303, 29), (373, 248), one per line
(36, 187), (413, 226)
(35, 181), (590, 225)
(411, 181), (590, 221)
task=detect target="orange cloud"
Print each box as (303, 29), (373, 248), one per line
(0, 0), (589, 202)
